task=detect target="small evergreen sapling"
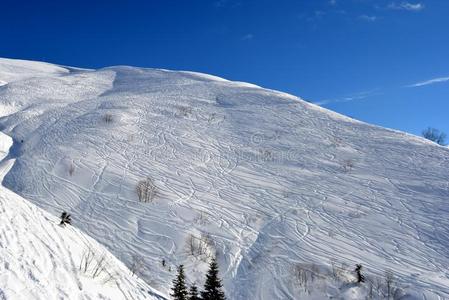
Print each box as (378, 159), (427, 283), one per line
(59, 211), (72, 226)
(171, 265), (188, 300)
(355, 264), (365, 283)
(201, 258), (226, 300)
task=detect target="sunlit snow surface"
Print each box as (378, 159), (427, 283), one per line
(1, 58), (448, 299)
(0, 131), (165, 300)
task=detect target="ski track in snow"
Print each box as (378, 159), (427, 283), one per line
(0, 130), (167, 299)
(1, 57), (449, 299)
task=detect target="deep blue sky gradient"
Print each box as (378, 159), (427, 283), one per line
(1, 0), (448, 137)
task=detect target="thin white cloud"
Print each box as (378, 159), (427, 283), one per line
(314, 90), (378, 106)
(407, 76), (449, 87)
(388, 2), (424, 11)
(329, 0), (337, 6)
(214, 0), (227, 7)
(359, 15), (377, 22)
(241, 34), (254, 41)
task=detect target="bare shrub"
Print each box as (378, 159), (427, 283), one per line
(187, 233), (215, 259)
(91, 253), (108, 278)
(329, 259), (338, 281)
(79, 248), (118, 284)
(175, 106), (192, 118)
(363, 269), (404, 299)
(385, 269), (395, 299)
(136, 177), (157, 203)
(69, 166), (75, 176)
(293, 263), (322, 294)
(342, 159), (354, 173)
(366, 277), (375, 299)
(375, 277), (384, 297)
(331, 136), (343, 148)
(130, 254), (145, 277)
(422, 127), (446, 145)
(101, 269), (119, 285)
(335, 262), (349, 282)
(207, 113), (217, 123)
(258, 149), (274, 161)
(79, 248), (95, 273)
(103, 113), (114, 124)
(193, 211), (210, 226)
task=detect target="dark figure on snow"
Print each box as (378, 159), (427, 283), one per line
(59, 211), (72, 226)
(355, 264), (365, 283)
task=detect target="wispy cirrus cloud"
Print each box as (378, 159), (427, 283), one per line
(388, 2), (425, 11)
(241, 33), (254, 41)
(314, 90), (379, 106)
(358, 15), (377, 22)
(407, 76), (449, 87)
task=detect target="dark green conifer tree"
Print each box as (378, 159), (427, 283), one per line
(188, 284), (200, 300)
(201, 258), (225, 300)
(171, 265), (188, 300)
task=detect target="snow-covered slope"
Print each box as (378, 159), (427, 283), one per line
(0, 131), (165, 299)
(0, 57), (449, 299)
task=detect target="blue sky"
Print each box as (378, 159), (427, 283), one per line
(1, 0), (448, 137)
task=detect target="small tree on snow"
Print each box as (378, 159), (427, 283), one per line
(188, 284), (200, 300)
(130, 254), (144, 276)
(355, 264), (365, 283)
(201, 258), (226, 300)
(171, 265), (188, 300)
(136, 177), (157, 203)
(59, 211), (72, 226)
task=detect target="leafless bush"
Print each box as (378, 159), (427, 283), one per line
(187, 233), (215, 259)
(375, 277), (384, 297)
(207, 113), (217, 123)
(175, 106), (192, 117)
(79, 248), (118, 284)
(193, 211), (210, 226)
(422, 127), (446, 145)
(333, 137), (343, 147)
(136, 177), (157, 203)
(366, 269), (404, 299)
(258, 149), (274, 161)
(327, 229), (337, 238)
(366, 278), (375, 300)
(103, 113), (114, 123)
(342, 159), (354, 173)
(130, 254), (145, 277)
(101, 269), (119, 285)
(91, 254), (108, 278)
(79, 248), (95, 273)
(385, 269), (395, 299)
(329, 259), (338, 281)
(334, 262), (349, 282)
(68, 162), (75, 176)
(293, 263), (322, 294)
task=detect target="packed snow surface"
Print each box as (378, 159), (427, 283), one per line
(0, 131), (165, 299)
(0, 57), (449, 299)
